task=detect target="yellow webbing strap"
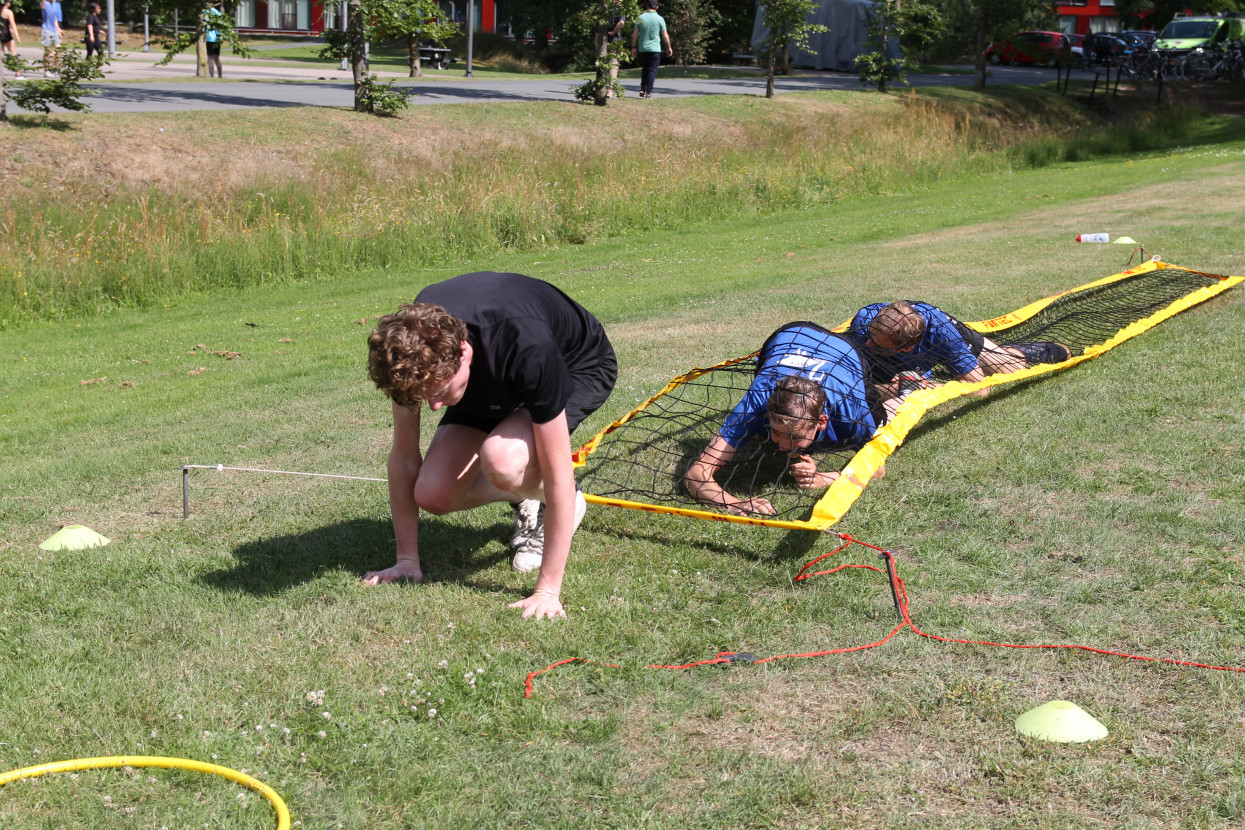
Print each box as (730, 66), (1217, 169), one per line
(575, 263), (1243, 532)
(810, 263), (1243, 529)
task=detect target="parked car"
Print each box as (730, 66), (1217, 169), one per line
(1066, 33), (1085, 60)
(1083, 33), (1128, 63)
(986, 31), (1072, 66)
(1120, 30), (1158, 48)
(1154, 16), (1245, 52)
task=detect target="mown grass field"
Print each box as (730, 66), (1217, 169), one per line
(1, 87), (1244, 828)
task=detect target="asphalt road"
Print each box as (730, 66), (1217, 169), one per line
(4, 48), (1098, 114)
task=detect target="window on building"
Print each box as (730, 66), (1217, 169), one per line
(235, 0), (255, 28)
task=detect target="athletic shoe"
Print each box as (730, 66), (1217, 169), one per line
(510, 499), (541, 548)
(1012, 341), (1072, 366)
(510, 488), (588, 573)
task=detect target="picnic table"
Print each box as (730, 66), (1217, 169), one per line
(419, 46), (452, 69)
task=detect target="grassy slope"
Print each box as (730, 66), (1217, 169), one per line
(1, 110), (1244, 826)
(9, 85), (1241, 326)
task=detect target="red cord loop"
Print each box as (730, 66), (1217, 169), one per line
(524, 538), (1245, 698)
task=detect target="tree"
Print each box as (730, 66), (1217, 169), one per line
(756, 0), (828, 98)
(155, 0), (254, 78)
(320, 0), (450, 113)
(923, 0), (1051, 87)
(387, 0), (458, 78)
(2, 48), (107, 125)
(705, 0), (760, 63)
(568, 1), (640, 105)
(855, 0), (944, 92)
(661, 0), (723, 67)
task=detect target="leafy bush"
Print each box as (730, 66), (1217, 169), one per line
(357, 74), (410, 116)
(3, 49), (106, 116)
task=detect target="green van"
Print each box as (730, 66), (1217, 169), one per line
(1153, 15), (1245, 51)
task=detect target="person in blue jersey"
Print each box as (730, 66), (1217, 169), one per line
(685, 322), (893, 516)
(848, 301), (1070, 399)
(40, 0), (63, 74)
(366, 272), (616, 619)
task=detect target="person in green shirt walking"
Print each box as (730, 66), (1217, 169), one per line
(630, 0), (672, 98)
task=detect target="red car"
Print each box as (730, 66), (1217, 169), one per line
(986, 31), (1074, 66)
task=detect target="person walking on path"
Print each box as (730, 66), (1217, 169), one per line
(630, 0), (671, 98)
(40, 0), (63, 75)
(1, 0), (22, 75)
(205, 4), (224, 78)
(84, 2), (104, 59)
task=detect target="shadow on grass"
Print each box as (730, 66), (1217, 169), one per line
(901, 374), (1046, 445)
(201, 514), (514, 596)
(2, 115), (81, 131)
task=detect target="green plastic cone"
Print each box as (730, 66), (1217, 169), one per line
(1015, 700), (1108, 743)
(1112, 236), (1138, 245)
(39, 525), (110, 552)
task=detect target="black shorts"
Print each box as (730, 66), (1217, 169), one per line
(206, 41), (221, 55)
(438, 341), (618, 436)
(953, 320), (987, 357)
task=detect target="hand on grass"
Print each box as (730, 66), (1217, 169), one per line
(509, 590), (566, 620)
(362, 562), (423, 586)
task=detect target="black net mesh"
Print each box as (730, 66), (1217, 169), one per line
(575, 266), (1230, 524)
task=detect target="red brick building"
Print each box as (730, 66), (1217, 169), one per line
(235, 0), (500, 38)
(1054, 0), (1122, 36)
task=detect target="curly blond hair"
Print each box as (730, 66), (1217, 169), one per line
(766, 375), (826, 428)
(368, 303), (468, 408)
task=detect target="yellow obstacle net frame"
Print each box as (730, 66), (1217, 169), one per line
(0, 755), (291, 830)
(573, 261), (1243, 532)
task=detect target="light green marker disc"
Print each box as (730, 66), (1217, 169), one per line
(1015, 700), (1108, 743)
(39, 525), (111, 552)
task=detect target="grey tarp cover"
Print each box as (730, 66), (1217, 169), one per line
(752, 0), (900, 71)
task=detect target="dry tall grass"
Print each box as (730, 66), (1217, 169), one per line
(0, 88), (1191, 325)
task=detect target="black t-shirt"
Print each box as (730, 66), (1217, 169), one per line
(415, 272), (610, 425)
(86, 12), (102, 38)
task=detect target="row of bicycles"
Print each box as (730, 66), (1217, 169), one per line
(1114, 41), (1245, 81)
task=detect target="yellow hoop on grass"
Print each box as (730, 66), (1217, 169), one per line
(0, 755), (290, 830)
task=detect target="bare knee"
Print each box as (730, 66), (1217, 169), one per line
(413, 477), (455, 515)
(478, 435), (532, 493)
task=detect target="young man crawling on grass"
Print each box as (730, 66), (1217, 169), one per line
(845, 300), (1070, 399)
(685, 322), (898, 515)
(365, 272), (617, 619)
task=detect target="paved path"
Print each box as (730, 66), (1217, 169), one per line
(3, 45), (1099, 114)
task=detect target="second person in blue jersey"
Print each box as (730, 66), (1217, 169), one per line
(685, 322), (894, 516)
(847, 300), (1070, 398)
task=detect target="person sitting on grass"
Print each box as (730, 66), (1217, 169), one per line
(685, 322), (895, 516)
(365, 271), (617, 620)
(847, 300), (1071, 399)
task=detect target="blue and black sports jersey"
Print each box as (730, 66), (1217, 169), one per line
(719, 324), (877, 450)
(847, 302), (980, 382)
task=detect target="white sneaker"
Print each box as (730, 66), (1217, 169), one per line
(510, 489), (588, 573)
(510, 499), (541, 548)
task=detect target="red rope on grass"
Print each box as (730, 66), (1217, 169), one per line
(524, 534), (1245, 698)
